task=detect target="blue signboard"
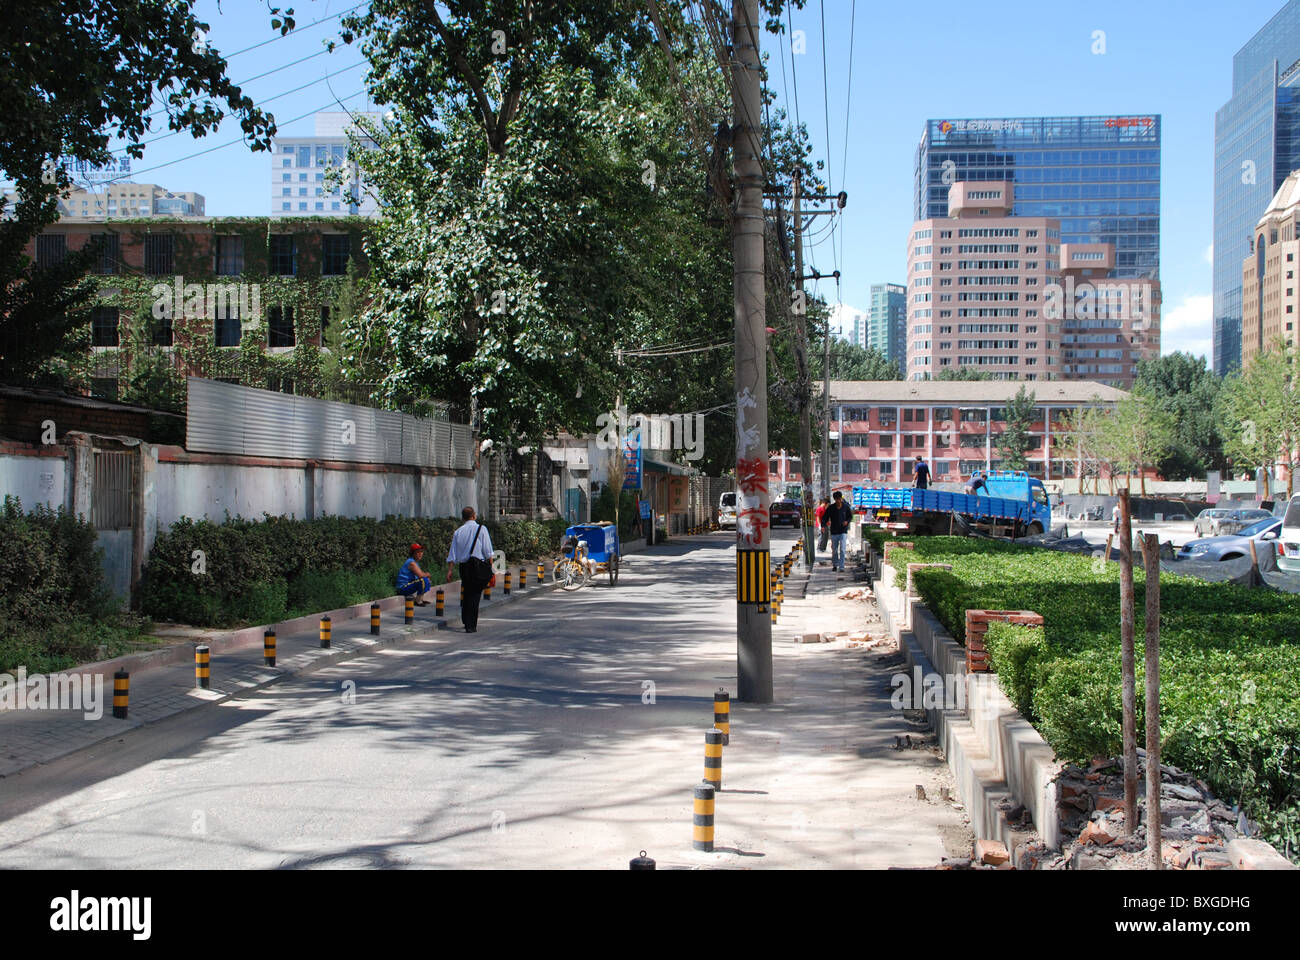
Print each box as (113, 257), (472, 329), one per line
(639, 499), (651, 519)
(622, 434), (642, 490)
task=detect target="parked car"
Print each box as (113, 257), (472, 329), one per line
(1193, 508), (1233, 537)
(718, 491), (737, 529)
(1216, 508), (1273, 536)
(1177, 517), (1282, 562)
(1278, 494), (1300, 574)
(769, 499), (802, 528)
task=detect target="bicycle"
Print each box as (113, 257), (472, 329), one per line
(552, 538), (594, 590)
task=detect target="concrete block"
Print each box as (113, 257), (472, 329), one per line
(975, 838), (1010, 865)
(1226, 838), (1298, 870)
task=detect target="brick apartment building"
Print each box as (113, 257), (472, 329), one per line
(21, 217), (369, 399)
(826, 379), (1128, 485)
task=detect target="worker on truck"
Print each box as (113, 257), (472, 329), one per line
(913, 456), (931, 490)
(965, 472), (988, 497)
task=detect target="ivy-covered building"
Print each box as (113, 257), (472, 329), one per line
(25, 217), (371, 406)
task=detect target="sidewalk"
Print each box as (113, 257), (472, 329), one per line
(0, 575), (563, 780)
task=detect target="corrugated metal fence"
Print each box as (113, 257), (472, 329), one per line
(186, 378), (474, 470)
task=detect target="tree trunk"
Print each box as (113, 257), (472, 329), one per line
(1141, 532), (1162, 869)
(1120, 490), (1139, 834)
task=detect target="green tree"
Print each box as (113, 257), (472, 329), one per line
(0, 0), (283, 382)
(935, 367), (995, 381)
(1133, 352), (1225, 478)
(1052, 403), (1107, 494)
(1217, 343), (1300, 497)
(811, 339), (902, 382)
(1098, 393), (1175, 495)
(996, 385), (1037, 471)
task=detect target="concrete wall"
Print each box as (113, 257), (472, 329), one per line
(0, 450), (70, 511)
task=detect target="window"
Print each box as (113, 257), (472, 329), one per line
(36, 234), (67, 269)
(282, 203), (292, 211)
(877, 407), (897, 426)
(960, 408), (986, 423)
(299, 173), (308, 183)
(298, 146), (312, 168)
(269, 235), (296, 275)
(215, 236), (244, 275)
(934, 434), (949, 448)
(322, 235), (350, 275)
(214, 302), (240, 347)
(91, 306), (119, 347)
(933, 407), (952, 421)
(93, 233), (120, 274)
(282, 158), (292, 167)
(299, 188), (308, 197)
(268, 305), (295, 347)
(152, 310), (174, 347)
(282, 174), (291, 182)
(879, 434), (893, 449)
(842, 406), (870, 421)
(320, 305), (331, 337)
(879, 461), (893, 475)
(144, 233), (174, 274)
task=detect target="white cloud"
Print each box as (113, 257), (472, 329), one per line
(1160, 293), (1212, 360)
(829, 302), (869, 338)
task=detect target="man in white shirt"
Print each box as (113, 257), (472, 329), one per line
(446, 506), (495, 633)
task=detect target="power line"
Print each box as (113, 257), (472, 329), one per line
(98, 91), (369, 183)
(839, 0), (856, 292)
(142, 47), (335, 126)
(219, 3), (366, 62)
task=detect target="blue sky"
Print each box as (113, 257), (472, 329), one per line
(83, 1), (1296, 362)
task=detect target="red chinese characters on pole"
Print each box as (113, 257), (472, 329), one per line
(737, 508), (769, 546)
(736, 456), (768, 496)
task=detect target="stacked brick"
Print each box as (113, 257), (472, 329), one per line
(963, 609), (1044, 673)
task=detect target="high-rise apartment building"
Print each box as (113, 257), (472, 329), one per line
(52, 183), (205, 220)
(1214, 0), (1300, 376)
(1241, 169), (1300, 368)
(868, 283), (906, 373)
(270, 111), (382, 218)
(906, 181), (1159, 386)
(915, 114), (1160, 287)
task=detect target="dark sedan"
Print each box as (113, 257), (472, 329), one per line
(1177, 517), (1281, 562)
(769, 499), (802, 528)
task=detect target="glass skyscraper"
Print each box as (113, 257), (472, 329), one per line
(1213, 0), (1300, 376)
(868, 283), (906, 374)
(914, 116), (1161, 284)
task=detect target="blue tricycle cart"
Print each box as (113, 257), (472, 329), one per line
(560, 522), (621, 587)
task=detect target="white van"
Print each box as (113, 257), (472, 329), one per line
(718, 491), (737, 529)
(1278, 494), (1300, 573)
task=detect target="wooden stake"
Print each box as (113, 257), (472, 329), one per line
(1120, 489), (1139, 833)
(1141, 532), (1162, 869)
(1104, 532), (1113, 564)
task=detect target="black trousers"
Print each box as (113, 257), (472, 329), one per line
(461, 572), (486, 630)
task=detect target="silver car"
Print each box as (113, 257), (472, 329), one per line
(1177, 517), (1282, 562)
(1193, 508), (1233, 537)
(1216, 508), (1273, 536)
(718, 491), (737, 529)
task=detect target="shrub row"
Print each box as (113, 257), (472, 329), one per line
(886, 536), (1300, 859)
(135, 513), (570, 629)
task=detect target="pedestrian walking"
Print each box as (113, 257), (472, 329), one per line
(1112, 501), (1121, 534)
(445, 506), (495, 633)
(913, 455), (931, 490)
(826, 491), (853, 572)
(815, 496), (830, 552)
(396, 543), (433, 605)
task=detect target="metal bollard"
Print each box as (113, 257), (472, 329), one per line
(405, 596), (415, 624)
(703, 727), (723, 790)
(504, 570), (511, 595)
(320, 615), (331, 648)
(435, 588), (445, 616)
(693, 783), (715, 852)
(112, 669), (129, 719)
(537, 562), (544, 583)
(713, 689), (730, 745)
(483, 581), (491, 600)
(370, 603), (380, 636)
(264, 630), (276, 667)
(519, 567), (527, 590)
(195, 645), (210, 690)
(630, 850), (656, 870)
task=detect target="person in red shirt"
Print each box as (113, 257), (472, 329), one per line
(815, 497), (830, 551)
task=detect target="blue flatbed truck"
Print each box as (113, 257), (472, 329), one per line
(851, 470), (1052, 538)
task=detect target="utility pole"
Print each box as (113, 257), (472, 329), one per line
(822, 298), (832, 500)
(791, 170), (816, 567)
(731, 0), (771, 703)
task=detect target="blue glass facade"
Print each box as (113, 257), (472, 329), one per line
(914, 116), (1160, 286)
(1214, 0), (1300, 376)
(868, 283), (906, 374)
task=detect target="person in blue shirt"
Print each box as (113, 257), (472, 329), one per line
(913, 456), (931, 490)
(965, 472), (988, 497)
(396, 543), (433, 605)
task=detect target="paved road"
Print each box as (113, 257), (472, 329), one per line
(0, 530), (970, 869)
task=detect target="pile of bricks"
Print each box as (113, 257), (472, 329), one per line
(880, 541), (914, 568)
(963, 609), (1044, 673)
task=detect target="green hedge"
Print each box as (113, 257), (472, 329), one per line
(887, 535), (1300, 859)
(0, 496), (152, 673)
(137, 513), (569, 629)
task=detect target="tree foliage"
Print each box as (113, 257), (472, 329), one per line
(1133, 352), (1225, 478)
(935, 367), (995, 381)
(997, 385), (1036, 471)
(1216, 343), (1300, 497)
(811, 339), (902, 382)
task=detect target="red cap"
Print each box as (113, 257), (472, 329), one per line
(410, 543), (423, 551)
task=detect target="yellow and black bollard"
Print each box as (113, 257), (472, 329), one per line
(483, 580), (491, 600)
(703, 727), (723, 790)
(460, 582), (465, 605)
(435, 588), (445, 616)
(537, 562), (544, 583)
(519, 566), (527, 590)
(320, 615), (331, 648)
(264, 630), (276, 667)
(693, 783), (715, 852)
(370, 603), (380, 636)
(195, 645), (210, 690)
(405, 596), (415, 624)
(112, 669), (129, 719)
(713, 689), (730, 745)
(504, 570), (511, 595)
